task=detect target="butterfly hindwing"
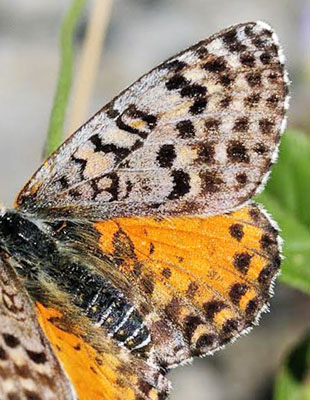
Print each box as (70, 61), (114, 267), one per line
(16, 21), (288, 220)
(33, 202), (280, 370)
(0, 253), (76, 400)
(85, 203), (281, 367)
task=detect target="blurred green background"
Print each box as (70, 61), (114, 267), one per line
(0, 1), (309, 399)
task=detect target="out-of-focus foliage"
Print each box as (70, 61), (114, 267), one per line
(273, 332), (310, 400)
(257, 131), (310, 294)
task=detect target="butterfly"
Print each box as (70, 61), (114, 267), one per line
(0, 21), (289, 400)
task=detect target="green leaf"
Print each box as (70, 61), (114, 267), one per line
(256, 131), (310, 294)
(273, 333), (310, 400)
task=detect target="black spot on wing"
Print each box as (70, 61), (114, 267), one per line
(260, 233), (277, 249)
(245, 297), (260, 320)
(229, 283), (249, 305)
(246, 72), (262, 87)
(105, 101), (120, 118)
(184, 315), (204, 341)
(203, 57), (227, 73)
(223, 28), (237, 45)
(168, 170), (191, 200)
(220, 95), (232, 108)
(236, 173), (248, 185)
(200, 171), (223, 193)
(258, 263), (277, 286)
(116, 105), (157, 138)
(2, 333), (20, 348)
(196, 46), (209, 59)
(234, 117), (249, 133)
(166, 75), (188, 91)
(164, 297), (181, 319)
(219, 74), (235, 87)
(176, 120), (195, 138)
(138, 380), (153, 397)
(259, 118), (275, 135)
(149, 242), (155, 255)
(71, 154), (87, 181)
(224, 30), (246, 53)
(233, 252), (252, 274)
(163, 59), (188, 72)
(227, 140), (250, 163)
(180, 84), (207, 98)
(105, 172), (120, 201)
(205, 118), (220, 133)
(90, 180), (101, 201)
(245, 93), (261, 107)
(196, 142), (215, 164)
(195, 334), (217, 354)
(229, 224), (244, 242)
(26, 350), (48, 364)
(189, 98), (208, 115)
(221, 319), (239, 341)
(260, 52), (272, 65)
(90, 134), (131, 161)
(24, 390), (41, 400)
(254, 143), (267, 154)
(157, 144), (177, 168)
(240, 53), (256, 67)
(204, 300), (227, 321)
(266, 94), (280, 108)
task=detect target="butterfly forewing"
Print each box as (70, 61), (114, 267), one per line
(16, 21), (289, 220)
(0, 253), (76, 400)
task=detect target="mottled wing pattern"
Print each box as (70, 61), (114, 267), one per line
(36, 303), (169, 400)
(0, 253), (75, 400)
(16, 21), (289, 220)
(91, 203), (281, 367)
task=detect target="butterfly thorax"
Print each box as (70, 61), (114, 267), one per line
(0, 210), (56, 272)
(0, 209), (150, 353)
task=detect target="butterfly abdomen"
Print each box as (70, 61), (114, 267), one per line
(52, 260), (151, 352)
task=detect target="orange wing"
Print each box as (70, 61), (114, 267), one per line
(94, 203), (280, 367)
(36, 303), (169, 400)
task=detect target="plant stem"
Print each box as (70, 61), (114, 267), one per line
(68, 0), (113, 135)
(44, 0), (88, 158)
